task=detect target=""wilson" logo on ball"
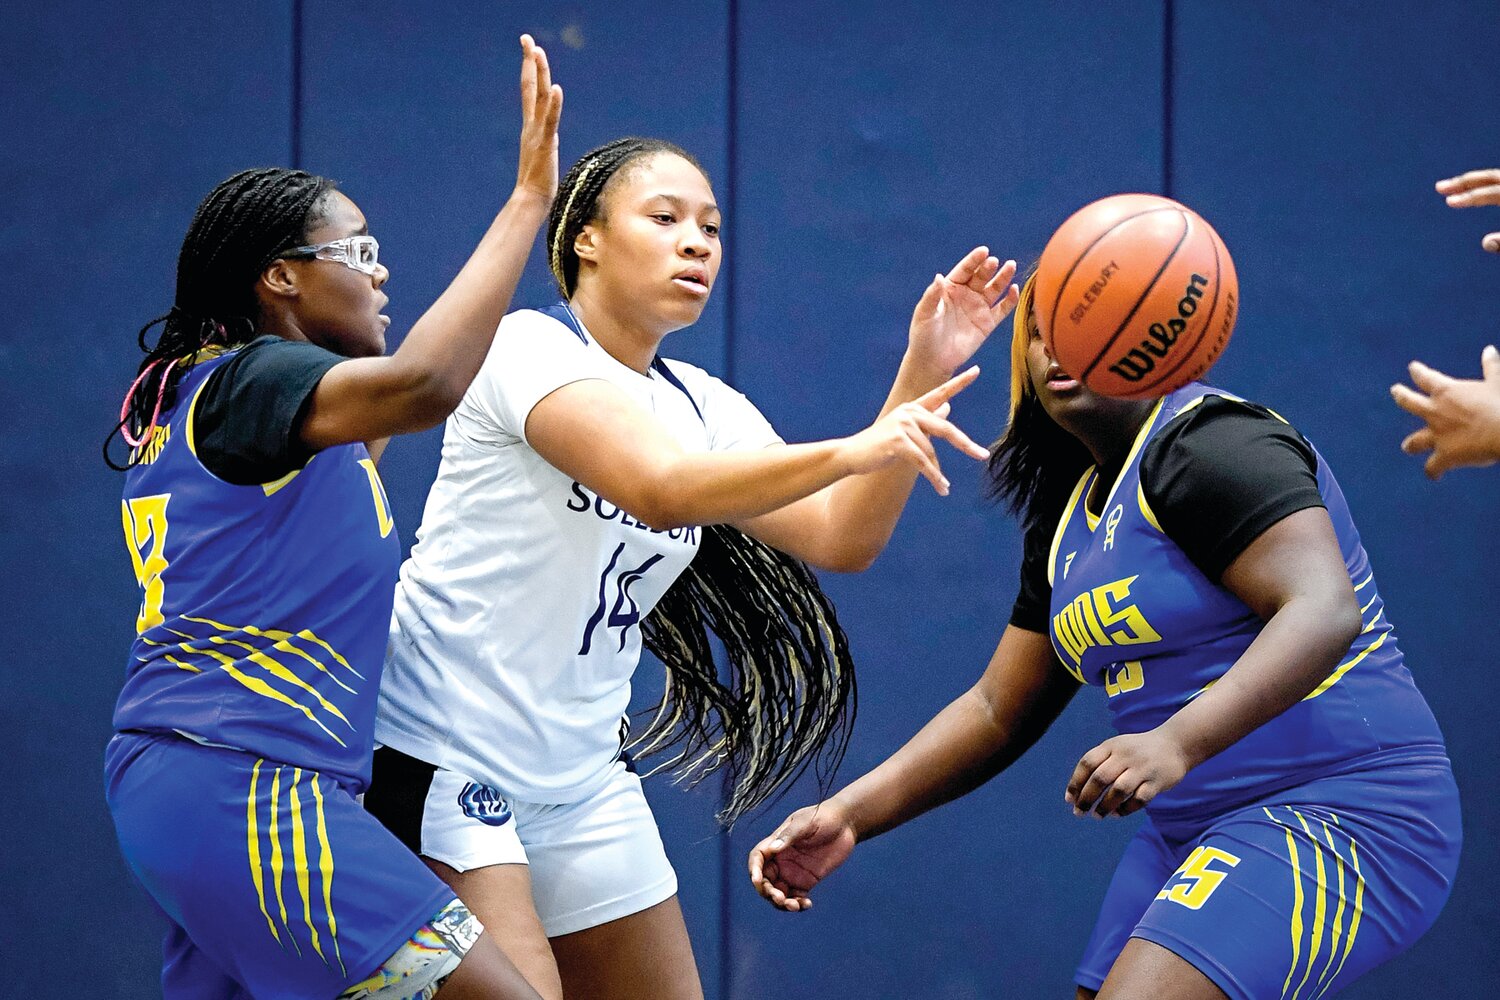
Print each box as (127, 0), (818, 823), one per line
(1108, 273), (1209, 383)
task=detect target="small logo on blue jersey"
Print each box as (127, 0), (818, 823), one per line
(1063, 551), (1077, 579)
(1104, 504), (1124, 551)
(458, 782), (513, 826)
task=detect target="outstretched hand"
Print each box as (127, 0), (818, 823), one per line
(515, 34), (564, 203)
(1436, 169), (1500, 252)
(908, 247), (1021, 374)
(837, 366), (990, 495)
(748, 801), (859, 912)
(1390, 346), (1500, 479)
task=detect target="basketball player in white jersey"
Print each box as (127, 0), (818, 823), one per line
(366, 136), (1019, 999)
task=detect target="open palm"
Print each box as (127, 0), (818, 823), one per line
(908, 247), (1019, 374)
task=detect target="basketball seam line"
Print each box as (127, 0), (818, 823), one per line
(1134, 225), (1225, 394)
(1080, 211), (1192, 383)
(1044, 204), (1183, 345)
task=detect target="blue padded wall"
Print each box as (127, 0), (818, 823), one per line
(9, 2), (1500, 995)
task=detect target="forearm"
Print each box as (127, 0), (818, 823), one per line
(652, 439), (853, 528)
(1158, 596), (1361, 769)
(818, 353), (956, 560)
(387, 190), (551, 413)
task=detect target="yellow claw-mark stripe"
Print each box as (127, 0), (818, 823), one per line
(1359, 594), (1378, 615)
(268, 767), (302, 956)
(1267, 807), (1305, 999)
(175, 641), (349, 747)
(288, 770), (328, 965)
(1313, 821), (1349, 999)
(1304, 630), (1388, 700)
(1328, 832), (1366, 988)
(1353, 572), (1373, 591)
(262, 468), (302, 497)
(183, 616), (360, 692)
(164, 654), (202, 673)
(247, 760), (280, 943)
(310, 775), (346, 975)
(1289, 811), (1328, 1000)
(205, 636), (353, 729)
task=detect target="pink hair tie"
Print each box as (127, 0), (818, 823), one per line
(119, 357), (180, 449)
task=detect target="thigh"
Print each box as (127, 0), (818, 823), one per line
(427, 859), (564, 1000)
(1096, 939), (1227, 1000)
(106, 733), (455, 1000)
(1075, 821), (1183, 996)
(550, 896), (703, 1000)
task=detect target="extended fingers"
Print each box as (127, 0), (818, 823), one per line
(1407, 359), (1456, 395)
(918, 365), (981, 410)
(912, 408), (989, 460)
(1401, 427), (1435, 456)
(1389, 381), (1434, 419)
(1070, 755), (1126, 816)
(945, 246), (991, 287)
(1437, 168), (1500, 197)
(981, 259), (1018, 302)
(1483, 345), (1500, 381)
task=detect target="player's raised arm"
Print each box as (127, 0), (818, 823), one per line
(299, 34), (563, 449)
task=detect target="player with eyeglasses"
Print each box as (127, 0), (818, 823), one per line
(102, 36), (560, 1000)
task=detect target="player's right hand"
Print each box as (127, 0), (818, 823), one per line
(748, 800), (858, 912)
(514, 34), (563, 204)
(1436, 168), (1500, 252)
(834, 366), (989, 496)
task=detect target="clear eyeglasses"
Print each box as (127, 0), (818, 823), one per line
(283, 235), (381, 276)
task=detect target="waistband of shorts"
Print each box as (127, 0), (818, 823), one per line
(1147, 743), (1452, 839)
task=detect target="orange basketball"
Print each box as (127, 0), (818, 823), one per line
(1034, 193), (1239, 399)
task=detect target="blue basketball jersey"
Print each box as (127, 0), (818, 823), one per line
(113, 347), (400, 788)
(1046, 383), (1447, 834)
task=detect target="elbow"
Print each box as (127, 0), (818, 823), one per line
(1303, 588), (1363, 653)
(817, 544), (880, 574)
(389, 365), (469, 433)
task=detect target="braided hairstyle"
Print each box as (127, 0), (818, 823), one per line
(545, 137), (706, 298)
(987, 270), (1093, 523)
(104, 167), (337, 469)
(549, 139), (857, 826)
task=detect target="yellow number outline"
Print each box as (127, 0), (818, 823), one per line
(357, 459), (394, 538)
(1155, 845), (1241, 910)
(122, 494), (171, 633)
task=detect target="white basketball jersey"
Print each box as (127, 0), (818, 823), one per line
(376, 307), (782, 802)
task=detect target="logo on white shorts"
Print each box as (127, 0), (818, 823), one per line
(458, 782), (513, 826)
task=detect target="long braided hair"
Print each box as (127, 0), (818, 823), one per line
(550, 139), (857, 826)
(987, 271), (1094, 523)
(104, 168), (336, 469)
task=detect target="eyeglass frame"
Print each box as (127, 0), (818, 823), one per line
(281, 235), (381, 276)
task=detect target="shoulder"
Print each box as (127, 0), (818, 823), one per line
(1144, 392), (1316, 479)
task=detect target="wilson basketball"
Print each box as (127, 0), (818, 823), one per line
(1034, 193), (1239, 399)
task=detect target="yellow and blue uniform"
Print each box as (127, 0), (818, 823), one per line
(1035, 383), (1460, 999)
(105, 340), (456, 999)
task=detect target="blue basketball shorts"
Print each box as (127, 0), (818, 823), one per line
(1075, 761), (1461, 1000)
(105, 732), (458, 1000)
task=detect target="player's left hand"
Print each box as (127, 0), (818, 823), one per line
(907, 247), (1019, 375)
(1065, 729), (1191, 818)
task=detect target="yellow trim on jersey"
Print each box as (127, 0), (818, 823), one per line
(1303, 629), (1388, 700)
(1048, 470), (1094, 587)
(1137, 480), (1164, 533)
(1315, 820), (1349, 997)
(310, 774), (346, 974)
(288, 770), (329, 964)
(183, 615), (365, 682)
(262, 468), (302, 497)
(184, 379), (210, 459)
(171, 636), (350, 747)
(1290, 811), (1328, 1000)
(1086, 397), (1167, 528)
(1353, 572), (1373, 592)
(247, 760), (281, 943)
(267, 767), (301, 955)
(1264, 806), (1366, 1000)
